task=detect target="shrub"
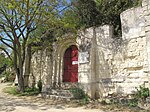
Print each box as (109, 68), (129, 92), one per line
(136, 86), (149, 100)
(20, 87), (39, 96)
(70, 87), (89, 105)
(128, 98), (138, 107)
(1, 71), (15, 82)
(128, 85), (150, 107)
(70, 87), (86, 99)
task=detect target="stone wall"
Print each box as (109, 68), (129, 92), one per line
(111, 6), (148, 94)
(143, 0), (150, 93)
(90, 1), (150, 96)
(30, 49), (53, 90)
(77, 26), (114, 98)
(30, 0), (150, 98)
(30, 36), (77, 91)
(110, 0), (150, 95)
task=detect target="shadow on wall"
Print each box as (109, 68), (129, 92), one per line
(95, 49), (112, 98)
(91, 26), (129, 98)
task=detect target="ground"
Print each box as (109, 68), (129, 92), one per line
(0, 83), (103, 112)
(0, 83), (145, 112)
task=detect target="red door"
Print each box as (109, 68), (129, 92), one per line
(63, 45), (78, 82)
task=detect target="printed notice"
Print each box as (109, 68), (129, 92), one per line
(79, 52), (89, 64)
(72, 61), (78, 65)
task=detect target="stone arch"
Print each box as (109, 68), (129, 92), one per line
(53, 37), (78, 87)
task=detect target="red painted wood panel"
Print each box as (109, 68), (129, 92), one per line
(63, 45), (78, 82)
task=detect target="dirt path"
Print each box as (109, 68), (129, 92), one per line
(0, 83), (104, 112)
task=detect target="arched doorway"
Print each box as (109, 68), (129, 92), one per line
(63, 45), (78, 82)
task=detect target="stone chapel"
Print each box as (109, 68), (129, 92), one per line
(29, 0), (150, 98)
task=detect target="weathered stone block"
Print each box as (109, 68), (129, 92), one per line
(145, 25), (150, 31)
(142, 0), (148, 7)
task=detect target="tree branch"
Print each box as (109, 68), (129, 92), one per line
(1, 37), (12, 42)
(0, 38), (14, 50)
(0, 47), (12, 60)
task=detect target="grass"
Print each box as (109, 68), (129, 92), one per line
(3, 86), (18, 95)
(3, 86), (39, 96)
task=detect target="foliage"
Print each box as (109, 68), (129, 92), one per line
(26, 1), (78, 53)
(0, 54), (7, 67)
(0, 53), (12, 72)
(70, 87), (89, 105)
(136, 85), (149, 100)
(19, 87), (39, 96)
(0, 0), (46, 92)
(80, 95), (89, 105)
(73, 0), (99, 28)
(128, 98), (138, 107)
(0, 54), (7, 74)
(1, 71), (15, 82)
(3, 86), (39, 96)
(70, 87), (86, 99)
(72, 0), (142, 37)
(3, 86), (19, 95)
(128, 85), (149, 107)
(0, 0), (71, 92)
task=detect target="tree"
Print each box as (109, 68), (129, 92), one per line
(0, 0), (70, 92)
(72, 0), (142, 36)
(73, 0), (99, 27)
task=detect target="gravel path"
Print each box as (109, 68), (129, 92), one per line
(0, 83), (104, 112)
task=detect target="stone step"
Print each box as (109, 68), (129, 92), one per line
(42, 89), (73, 99)
(41, 94), (73, 101)
(61, 83), (78, 89)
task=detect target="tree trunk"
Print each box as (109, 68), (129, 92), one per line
(18, 50), (25, 92)
(24, 45), (32, 87)
(17, 68), (25, 92)
(13, 44), (25, 92)
(14, 58), (25, 92)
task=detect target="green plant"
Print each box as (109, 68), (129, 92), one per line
(127, 85), (150, 107)
(81, 95), (89, 105)
(3, 86), (19, 95)
(70, 87), (86, 99)
(20, 87), (39, 96)
(3, 86), (39, 96)
(1, 71), (15, 82)
(37, 79), (42, 92)
(70, 87), (89, 105)
(128, 98), (138, 107)
(136, 86), (149, 100)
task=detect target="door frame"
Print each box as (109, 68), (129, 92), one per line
(52, 37), (78, 87)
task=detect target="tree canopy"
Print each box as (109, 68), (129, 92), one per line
(71, 0), (142, 36)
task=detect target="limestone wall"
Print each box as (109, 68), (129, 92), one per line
(111, 1), (150, 95)
(121, 7), (145, 39)
(30, 49), (53, 90)
(77, 1), (150, 97)
(95, 5), (149, 96)
(112, 37), (148, 94)
(77, 26), (114, 98)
